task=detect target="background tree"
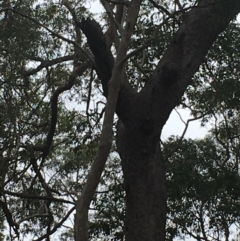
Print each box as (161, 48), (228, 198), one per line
(0, 0), (240, 240)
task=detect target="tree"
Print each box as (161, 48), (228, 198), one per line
(0, 0), (240, 240)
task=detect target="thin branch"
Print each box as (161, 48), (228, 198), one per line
(100, 0), (122, 33)
(104, 0), (125, 50)
(199, 204), (209, 241)
(29, 157), (56, 196)
(33, 207), (75, 241)
(24, 64), (89, 204)
(25, 62), (89, 155)
(74, 1), (142, 239)
(2, 7), (94, 64)
(0, 199), (19, 237)
(105, 0), (130, 5)
(149, 0), (181, 26)
(212, 113), (231, 168)
(61, 0), (78, 21)
(47, 62), (88, 149)
(182, 226), (206, 240)
(23, 55), (75, 76)
(165, 113), (206, 160)
(3, 190), (75, 204)
(175, 108), (186, 125)
(175, 0), (184, 11)
(61, 0), (83, 67)
(86, 69), (94, 123)
(119, 16), (171, 65)
(178, 115), (203, 142)
(18, 214), (49, 224)
(149, 0), (172, 16)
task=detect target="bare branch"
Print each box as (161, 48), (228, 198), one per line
(164, 112), (206, 160)
(23, 55), (75, 76)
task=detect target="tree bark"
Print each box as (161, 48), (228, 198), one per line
(117, 120), (166, 241)
(116, 2), (240, 239)
(74, 1), (142, 239)
(78, 1), (240, 240)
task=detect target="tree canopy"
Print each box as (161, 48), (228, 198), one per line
(0, 0), (240, 240)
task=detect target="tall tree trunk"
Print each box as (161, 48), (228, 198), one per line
(78, 2), (240, 240)
(117, 118), (166, 241)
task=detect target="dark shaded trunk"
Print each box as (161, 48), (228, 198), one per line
(117, 117), (166, 241)
(77, 2), (240, 241)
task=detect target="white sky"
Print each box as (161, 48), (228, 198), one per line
(89, 1), (231, 141)
(162, 109), (209, 140)
(4, 2), (238, 240)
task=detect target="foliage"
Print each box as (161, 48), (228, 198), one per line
(165, 133), (240, 241)
(0, 0), (240, 240)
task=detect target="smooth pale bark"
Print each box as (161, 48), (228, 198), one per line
(74, 0), (142, 239)
(78, 0), (240, 240)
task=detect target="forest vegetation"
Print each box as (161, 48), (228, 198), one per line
(0, 0), (240, 240)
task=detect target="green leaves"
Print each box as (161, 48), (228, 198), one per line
(184, 22), (240, 122)
(165, 133), (240, 240)
(1, 0), (240, 240)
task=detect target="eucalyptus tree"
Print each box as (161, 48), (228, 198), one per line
(0, 0), (240, 241)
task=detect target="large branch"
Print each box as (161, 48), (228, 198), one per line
(76, 19), (134, 120)
(44, 63), (89, 156)
(74, 0), (142, 240)
(142, 0), (240, 130)
(75, 19), (114, 97)
(28, 62), (89, 155)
